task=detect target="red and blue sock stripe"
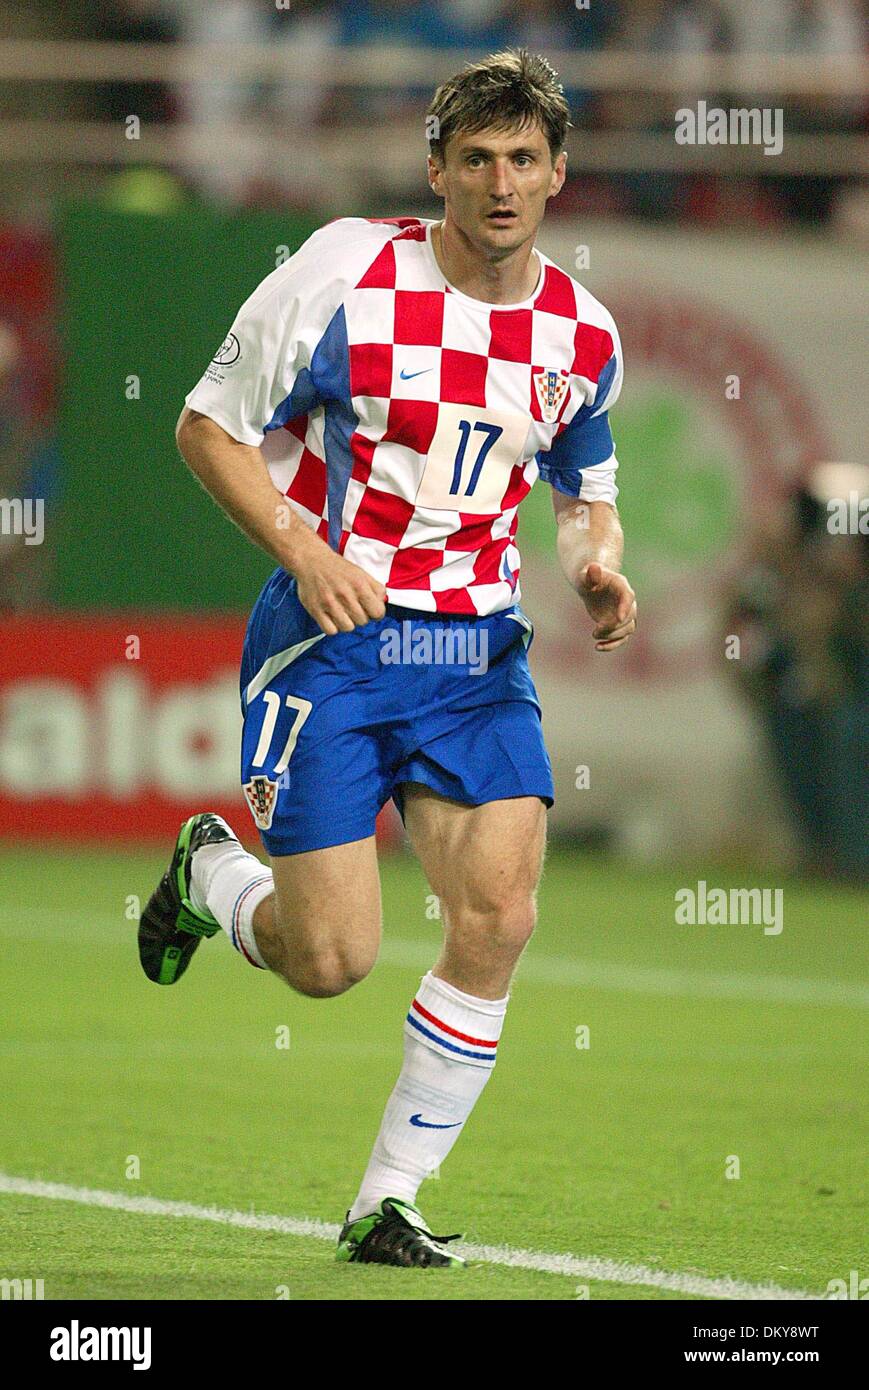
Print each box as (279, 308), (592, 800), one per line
(406, 996), (499, 1066)
(230, 875), (271, 969)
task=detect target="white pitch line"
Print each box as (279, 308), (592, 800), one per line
(0, 1173), (819, 1301)
(380, 939), (869, 1009)
(1, 907), (866, 1009)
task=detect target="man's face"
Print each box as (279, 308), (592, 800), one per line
(428, 121), (566, 258)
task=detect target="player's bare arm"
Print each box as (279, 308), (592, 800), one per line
(176, 406), (386, 635)
(553, 492), (638, 652)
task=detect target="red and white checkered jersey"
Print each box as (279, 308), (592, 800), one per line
(186, 216), (623, 616)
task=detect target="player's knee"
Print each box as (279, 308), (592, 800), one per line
(281, 944), (375, 998)
(265, 899), (379, 997)
(492, 895), (537, 953)
(448, 890), (537, 955)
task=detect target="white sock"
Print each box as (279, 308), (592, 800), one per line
(347, 971), (508, 1221)
(189, 834), (273, 971)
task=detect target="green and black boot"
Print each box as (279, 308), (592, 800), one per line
(336, 1198), (465, 1268)
(137, 813), (236, 986)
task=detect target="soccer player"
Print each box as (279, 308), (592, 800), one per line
(139, 49), (637, 1268)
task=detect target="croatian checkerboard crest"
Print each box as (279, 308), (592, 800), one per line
(533, 368), (570, 423)
(242, 775), (278, 829)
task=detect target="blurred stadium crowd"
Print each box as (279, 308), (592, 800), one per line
(4, 0), (866, 220)
(724, 464), (868, 879)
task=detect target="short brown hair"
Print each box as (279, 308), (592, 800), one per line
(427, 49), (571, 164)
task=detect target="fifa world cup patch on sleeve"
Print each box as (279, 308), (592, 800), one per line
(533, 368), (570, 423)
(242, 776), (279, 830)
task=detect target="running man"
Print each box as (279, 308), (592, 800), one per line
(139, 49), (637, 1269)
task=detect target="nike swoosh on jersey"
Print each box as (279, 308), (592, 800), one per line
(409, 1113), (462, 1129)
(399, 368), (433, 380)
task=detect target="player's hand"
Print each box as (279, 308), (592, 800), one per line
(296, 549), (388, 635)
(577, 562), (637, 652)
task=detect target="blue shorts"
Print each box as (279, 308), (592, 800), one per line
(239, 568), (554, 856)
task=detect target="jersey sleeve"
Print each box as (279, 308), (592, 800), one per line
(536, 312), (624, 504)
(184, 221), (363, 446)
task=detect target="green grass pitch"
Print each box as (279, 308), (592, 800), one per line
(0, 843), (865, 1301)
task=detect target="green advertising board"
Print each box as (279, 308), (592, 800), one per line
(55, 201), (320, 609)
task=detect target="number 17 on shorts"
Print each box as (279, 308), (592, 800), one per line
(241, 690), (312, 831)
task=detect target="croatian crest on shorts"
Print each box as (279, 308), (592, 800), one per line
(533, 368), (570, 423)
(242, 775), (278, 830)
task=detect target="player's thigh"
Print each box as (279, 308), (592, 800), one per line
(402, 786), (547, 920)
(269, 834), (382, 966)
